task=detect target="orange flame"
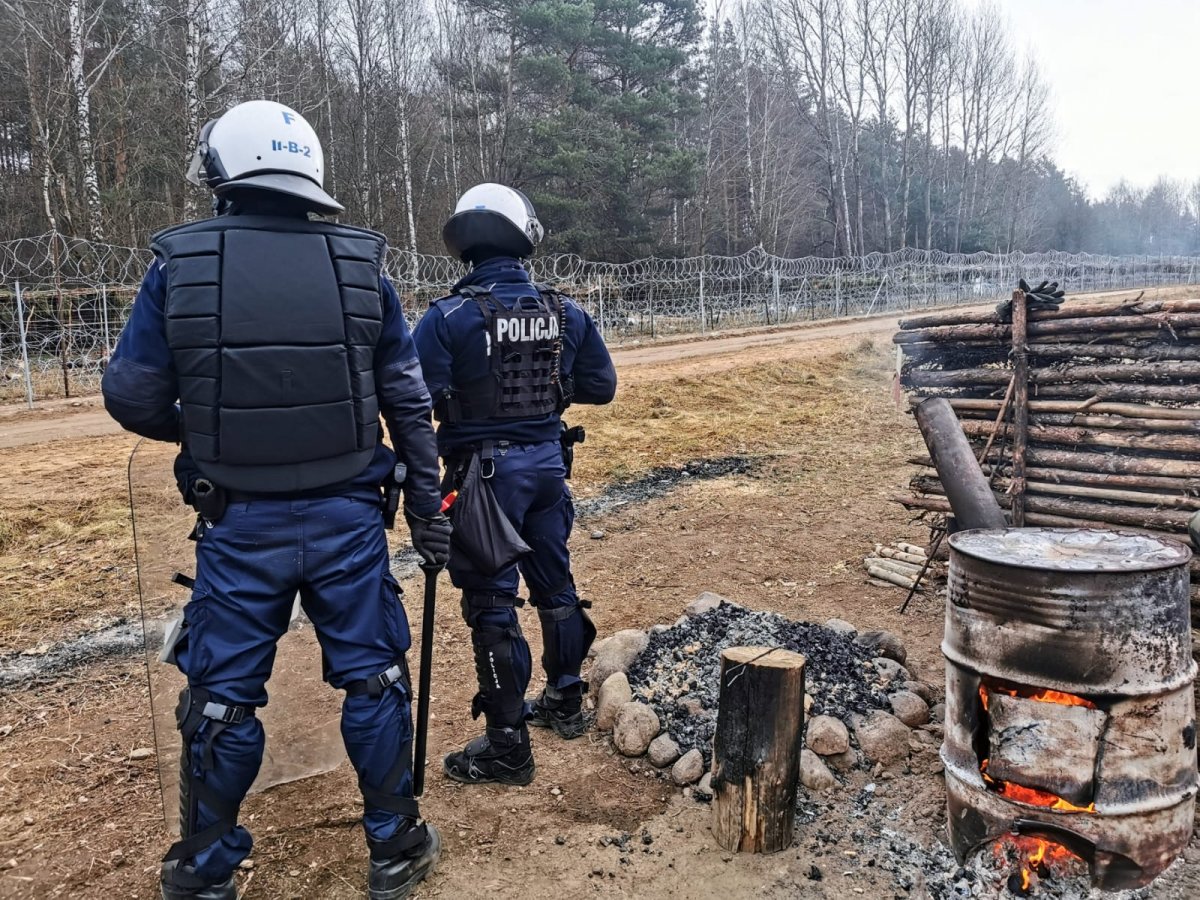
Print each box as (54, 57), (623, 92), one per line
(977, 684), (1099, 814)
(993, 835), (1083, 894)
(979, 759), (1097, 813)
(979, 683), (1096, 712)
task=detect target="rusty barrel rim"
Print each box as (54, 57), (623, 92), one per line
(949, 527), (1192, 574)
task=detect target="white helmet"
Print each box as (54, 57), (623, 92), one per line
(186, 100), (343, 215)
(442, 183), (544, 260)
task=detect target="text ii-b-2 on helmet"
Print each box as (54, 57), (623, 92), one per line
(442, 183), (545, 261)
(185, 100), (344, 215)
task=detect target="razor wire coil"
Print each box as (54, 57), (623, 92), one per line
(3, 231), (1197, 403)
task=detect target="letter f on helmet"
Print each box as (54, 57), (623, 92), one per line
(185, 100), (343, 215)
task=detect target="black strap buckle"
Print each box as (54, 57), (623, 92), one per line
(201, 701), (246, 725)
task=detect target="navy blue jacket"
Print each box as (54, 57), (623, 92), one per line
(412, 257), (617, 454)
(102, 222), (443, 517)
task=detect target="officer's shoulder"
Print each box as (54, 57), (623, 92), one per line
(428, 293), (473, 317)
(534, 283), (580, 309)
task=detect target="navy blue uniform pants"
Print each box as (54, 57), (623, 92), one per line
(447, 440), (594, 729)
(173, 496), (413, 884)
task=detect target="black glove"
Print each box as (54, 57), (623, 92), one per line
(405, 509), (453, 567)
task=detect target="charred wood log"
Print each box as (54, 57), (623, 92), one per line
(897, 490), (1189, 531)
(904, 361), (1200, 389)
(935, 399), (1200, 421)
(898, 297), (1200, 330)
(1029, 383), (1200, 403)
(711, 647), (806, 854)
(958, 419), (1200, 454)
(893, 314), (1200, 345)
(911, 474), (1200, 511)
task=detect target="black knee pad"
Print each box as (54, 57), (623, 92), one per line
(536, 602), (596, 687)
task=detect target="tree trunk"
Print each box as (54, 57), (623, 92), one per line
(712, 646), (806, 855)
(68, 0), (104, 240)
(1010, 291), (1030, 525)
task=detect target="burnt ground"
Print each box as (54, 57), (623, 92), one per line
(1, 313), (1199, 899)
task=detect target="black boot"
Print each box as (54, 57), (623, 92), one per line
(368, 822), (441, 900)
(160, 865), (236, 900)
(443, 725), (535, 785)
(528, 685), (586, 739)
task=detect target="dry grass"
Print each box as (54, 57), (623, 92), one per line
(0, 335), (907, 654)
(570, 335), (900, 487)
(0, 439), (137, 652)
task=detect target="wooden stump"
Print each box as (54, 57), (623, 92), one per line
(711, 646), (806, 854)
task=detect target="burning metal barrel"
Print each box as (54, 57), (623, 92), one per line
(941, 527), (1198, 891)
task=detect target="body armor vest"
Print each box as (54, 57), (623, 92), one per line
(436, 286), (567, 423)
(153, 215), (386, 493)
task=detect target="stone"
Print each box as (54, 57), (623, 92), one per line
(589, 629), (649, 688)
(853, 711), (912, 766)
(855, 629), (907, 665)
(825, 746), (860, 773)
(595, 673), (633, 731)
(890, 690), (931, 728)
(128, 748), (155, 760)
(647, 735), (681, 768)
(823, 618), (857, 636)
(694, 772), (714, 800)
(650, 624), (670, 635)
(677, 697), (705, 717)
(613, 702), (660, 756)
(872, 657), (909, 686)
(800, 752), (837, 792)
(930, 702), (946, 724)
(590, 530), (605, 540)
(900, 680), (937, 705)
(806, 715), (850, 756)
(671, 749), (705, 785)
(684, 592), (727, 617)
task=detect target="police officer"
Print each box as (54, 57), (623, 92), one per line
(413, 184), (617, 785)
(101, 100), (451, 900)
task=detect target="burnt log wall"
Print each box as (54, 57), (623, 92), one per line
(894, 292), (1200, 715)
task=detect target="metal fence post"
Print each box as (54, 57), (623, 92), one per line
(593, 277), (603, 339)
(100, 283), (111, 355)
(772, 268), (780, 325)
(698, 262), (706, 332)
(15, 281), (34, 408)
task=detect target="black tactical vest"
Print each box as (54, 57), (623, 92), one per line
(153, 215), (386, 493)
(436, 286), (565, 422)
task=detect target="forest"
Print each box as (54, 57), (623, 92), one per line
(1, 0), (1197, 260)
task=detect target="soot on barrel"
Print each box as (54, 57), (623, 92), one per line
(941, 527), (1198, 891)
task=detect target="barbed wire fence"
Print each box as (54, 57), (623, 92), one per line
(3, 231), (1198, 406)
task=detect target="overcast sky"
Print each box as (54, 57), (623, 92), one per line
(963, 0), (1200, 198)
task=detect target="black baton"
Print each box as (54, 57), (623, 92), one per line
(413, 562), (440, 797)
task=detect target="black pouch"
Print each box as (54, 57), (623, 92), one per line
(449, 452), (532, 576)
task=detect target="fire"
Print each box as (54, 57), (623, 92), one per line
(993, 834), (1083, 895)
(977, 683), (1099, 814)
(978, 683), (1096, 712)
(979, 759), (1097, 813)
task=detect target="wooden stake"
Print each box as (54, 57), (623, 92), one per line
(711, 646), (806, 854)
(1010, 291), (1030, 526)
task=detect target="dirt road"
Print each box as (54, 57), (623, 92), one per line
(0, 311), (913, 450)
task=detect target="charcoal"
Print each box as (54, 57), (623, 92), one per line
(625, 603), (889, 766)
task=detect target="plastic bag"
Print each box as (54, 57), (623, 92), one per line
(449, 453), (532, 575)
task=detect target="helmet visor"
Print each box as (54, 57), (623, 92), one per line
(185, 120), (218, 187)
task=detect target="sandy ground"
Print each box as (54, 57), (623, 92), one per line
(1, 288), (1197, 899)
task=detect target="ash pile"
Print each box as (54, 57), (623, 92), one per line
(587, 593), (946, 792)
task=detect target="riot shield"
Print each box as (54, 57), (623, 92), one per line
(130, 440), (346, 828)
